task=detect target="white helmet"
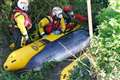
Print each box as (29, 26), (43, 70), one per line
(52, 7), (63, 19)
(17, 1), (29, 11)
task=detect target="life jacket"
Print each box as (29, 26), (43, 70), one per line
(11, 8), (32, 29)
(52, 17), (61, 29)
(47, 14), (61, 28)
(44, 15), (61, 34)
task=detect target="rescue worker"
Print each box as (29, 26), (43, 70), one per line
(38, 6), (87, 36)
(11, 0), (32, 48)
(63, 6), (87, 23)
(38, 7), (66, 36)
(63, 6), (87, 31)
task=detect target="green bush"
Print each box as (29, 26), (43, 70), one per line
(0, 4), (12, 25)
(0, 1), (13, 44)
(0, 62), (57, 80)
(69, 58), (92, 80)
(91, 7), (120, 79)
(69, 0), (120, 80)
(29, 0), (70, 23)
(90, 1), (120, 79)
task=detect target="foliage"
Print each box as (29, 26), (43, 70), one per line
(109, 0), (120, 12)
(69, 0), (120, 80)
(91, 7), (120, 79)
(0, 61), (57, 80)
(0, 1), (13, 44)
(0, 68), (18, 80)
(69, 0), (87, 15)
(29, 0), (70, 23)
(69, 58), (93, 80)
(0, 3), (12, 25)
(92, 0), (108, 28)
(88, 1), (120, 80)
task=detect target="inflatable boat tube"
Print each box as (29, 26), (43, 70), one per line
(4, 30), (89, 71)
(26, 30), (90, 70)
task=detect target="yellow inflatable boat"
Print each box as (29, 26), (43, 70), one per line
(4, 28), (90, 71)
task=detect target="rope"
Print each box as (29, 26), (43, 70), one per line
(58, 41), (77, 59)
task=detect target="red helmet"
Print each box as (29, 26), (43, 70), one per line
(63, 6), (73, 12)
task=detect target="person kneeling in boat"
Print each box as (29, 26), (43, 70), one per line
(38, 7), (66, 36)
(63, 6), (87, 31)
(10, 0), (32, 49)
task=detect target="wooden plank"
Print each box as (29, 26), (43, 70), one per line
(87, 0), (93, 38)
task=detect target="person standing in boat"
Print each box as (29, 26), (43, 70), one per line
(10, 0), (32, 48)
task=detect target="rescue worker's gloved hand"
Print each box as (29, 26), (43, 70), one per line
(40, 32), (45, 36)
(39, 31), (47, 38)
(22, 31), (29, 40)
